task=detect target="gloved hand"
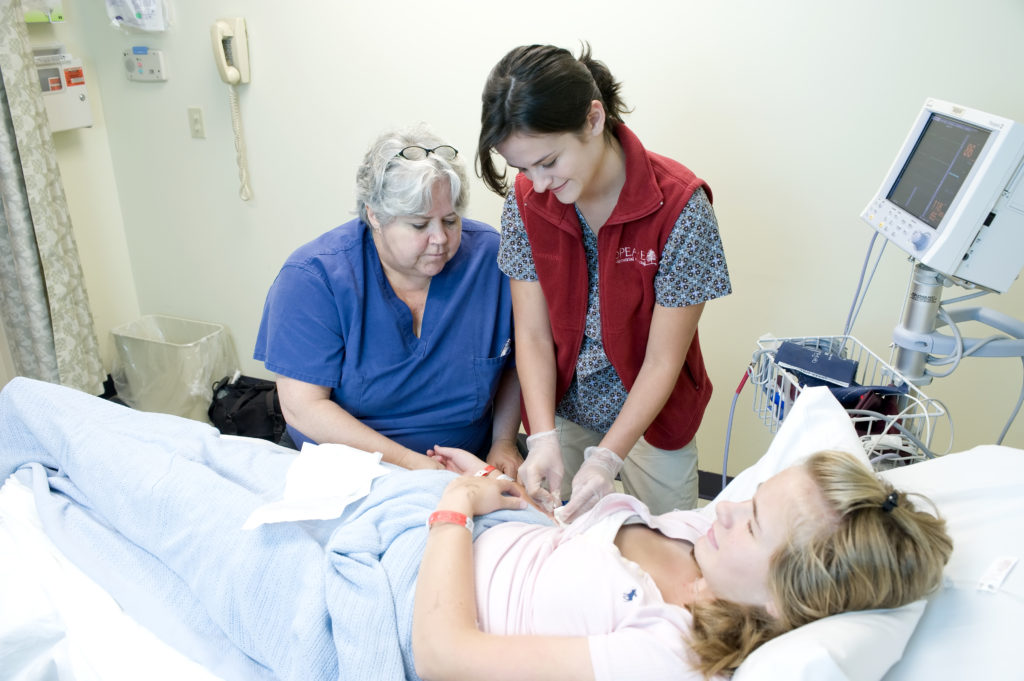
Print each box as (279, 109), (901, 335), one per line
(554, 446), (623, 524)
(517, 429), (564, 514)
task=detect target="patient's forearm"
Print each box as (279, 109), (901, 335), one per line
(413, 516), (480, 679)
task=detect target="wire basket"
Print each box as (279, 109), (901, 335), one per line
(748, 335), (949, 467)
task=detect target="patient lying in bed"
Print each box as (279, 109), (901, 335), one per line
(0, 378), (954, 681)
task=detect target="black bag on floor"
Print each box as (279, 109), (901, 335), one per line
(208, 375), (286, 442)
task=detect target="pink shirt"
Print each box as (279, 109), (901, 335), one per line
(473, 494), (711, 681)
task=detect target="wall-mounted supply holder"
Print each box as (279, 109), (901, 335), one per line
(33, 44), (92, 131)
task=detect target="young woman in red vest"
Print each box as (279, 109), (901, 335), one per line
(477, 44), (732, 521)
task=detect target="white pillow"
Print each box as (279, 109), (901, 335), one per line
(719, 386), (926, 681)
(733, 601), (927, 681)
(703, 385), (867, 517)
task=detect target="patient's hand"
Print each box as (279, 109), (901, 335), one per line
(426, 445), (485, 475)
(428, 445), (553, 519)
(400, 450), (445, 471)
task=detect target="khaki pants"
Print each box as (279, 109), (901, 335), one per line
(554, 416), (700, 514)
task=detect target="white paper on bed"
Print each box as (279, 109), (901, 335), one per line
(242, 442), (389, 529)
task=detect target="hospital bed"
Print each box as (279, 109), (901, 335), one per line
(0, 377), (1020, 681)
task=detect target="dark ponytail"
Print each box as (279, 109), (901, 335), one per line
(577, 43), (629, 127)
(476, 42), (630, 196)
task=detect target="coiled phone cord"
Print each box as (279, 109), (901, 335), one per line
(228, 84), (252, 201)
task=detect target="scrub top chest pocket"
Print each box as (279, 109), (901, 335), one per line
(472, 350), (511, 414)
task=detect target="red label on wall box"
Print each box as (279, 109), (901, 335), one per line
(48, 76), (62, 91)
(64, 67), (85, 86)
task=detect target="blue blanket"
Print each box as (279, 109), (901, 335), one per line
(0, 377), (550, 681)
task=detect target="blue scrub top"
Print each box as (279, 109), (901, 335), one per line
(254, 218), (514, 455)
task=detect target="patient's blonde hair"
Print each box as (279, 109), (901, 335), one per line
(687, 449), (953, 678)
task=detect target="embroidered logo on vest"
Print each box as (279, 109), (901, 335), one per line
(615, 246), (658, 267)
(623, 588), (638, 602)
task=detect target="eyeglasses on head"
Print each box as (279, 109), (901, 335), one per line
(396, 145), (458, 161)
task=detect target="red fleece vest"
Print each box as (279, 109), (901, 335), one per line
(515, 124), (713, 449)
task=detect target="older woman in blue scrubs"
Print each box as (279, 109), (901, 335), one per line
(254, 125), (522, 475)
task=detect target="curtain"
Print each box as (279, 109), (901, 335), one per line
(0, 0), (104, 394)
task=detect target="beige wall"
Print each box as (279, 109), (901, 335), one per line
(36, 0), (1024, 474)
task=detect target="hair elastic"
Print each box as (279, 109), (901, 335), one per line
(881, 491), (900, 512)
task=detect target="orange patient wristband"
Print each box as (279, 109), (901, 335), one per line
(427, 510), (474, 533)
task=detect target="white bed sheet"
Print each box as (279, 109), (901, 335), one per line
(882, 444), (1024, 681)
(0, 474), (225, 681)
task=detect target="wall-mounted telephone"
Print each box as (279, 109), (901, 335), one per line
(210, 18), (250, 85)
(210, 17), (253, 200)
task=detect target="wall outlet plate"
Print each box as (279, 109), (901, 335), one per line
(187, 107), (205, 139)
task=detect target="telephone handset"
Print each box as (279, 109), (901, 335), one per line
(210, 17), (253, 200)
(211, 18), (250, 84)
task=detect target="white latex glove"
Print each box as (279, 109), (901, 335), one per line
(517, 429), (563, 514)
(554, 446), (623, 524)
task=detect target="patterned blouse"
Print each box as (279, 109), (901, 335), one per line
(497, 187), (731, 434)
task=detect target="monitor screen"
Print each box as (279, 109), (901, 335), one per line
(861, 98), (1024, 292)
(887, 113), (991, 230)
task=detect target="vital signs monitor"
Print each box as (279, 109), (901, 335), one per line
(861, 98), (1024, 293)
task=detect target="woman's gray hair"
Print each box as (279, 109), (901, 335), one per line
(355, 124), (469, 227)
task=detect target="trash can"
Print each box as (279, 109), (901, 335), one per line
(111, 315), (239, 423)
